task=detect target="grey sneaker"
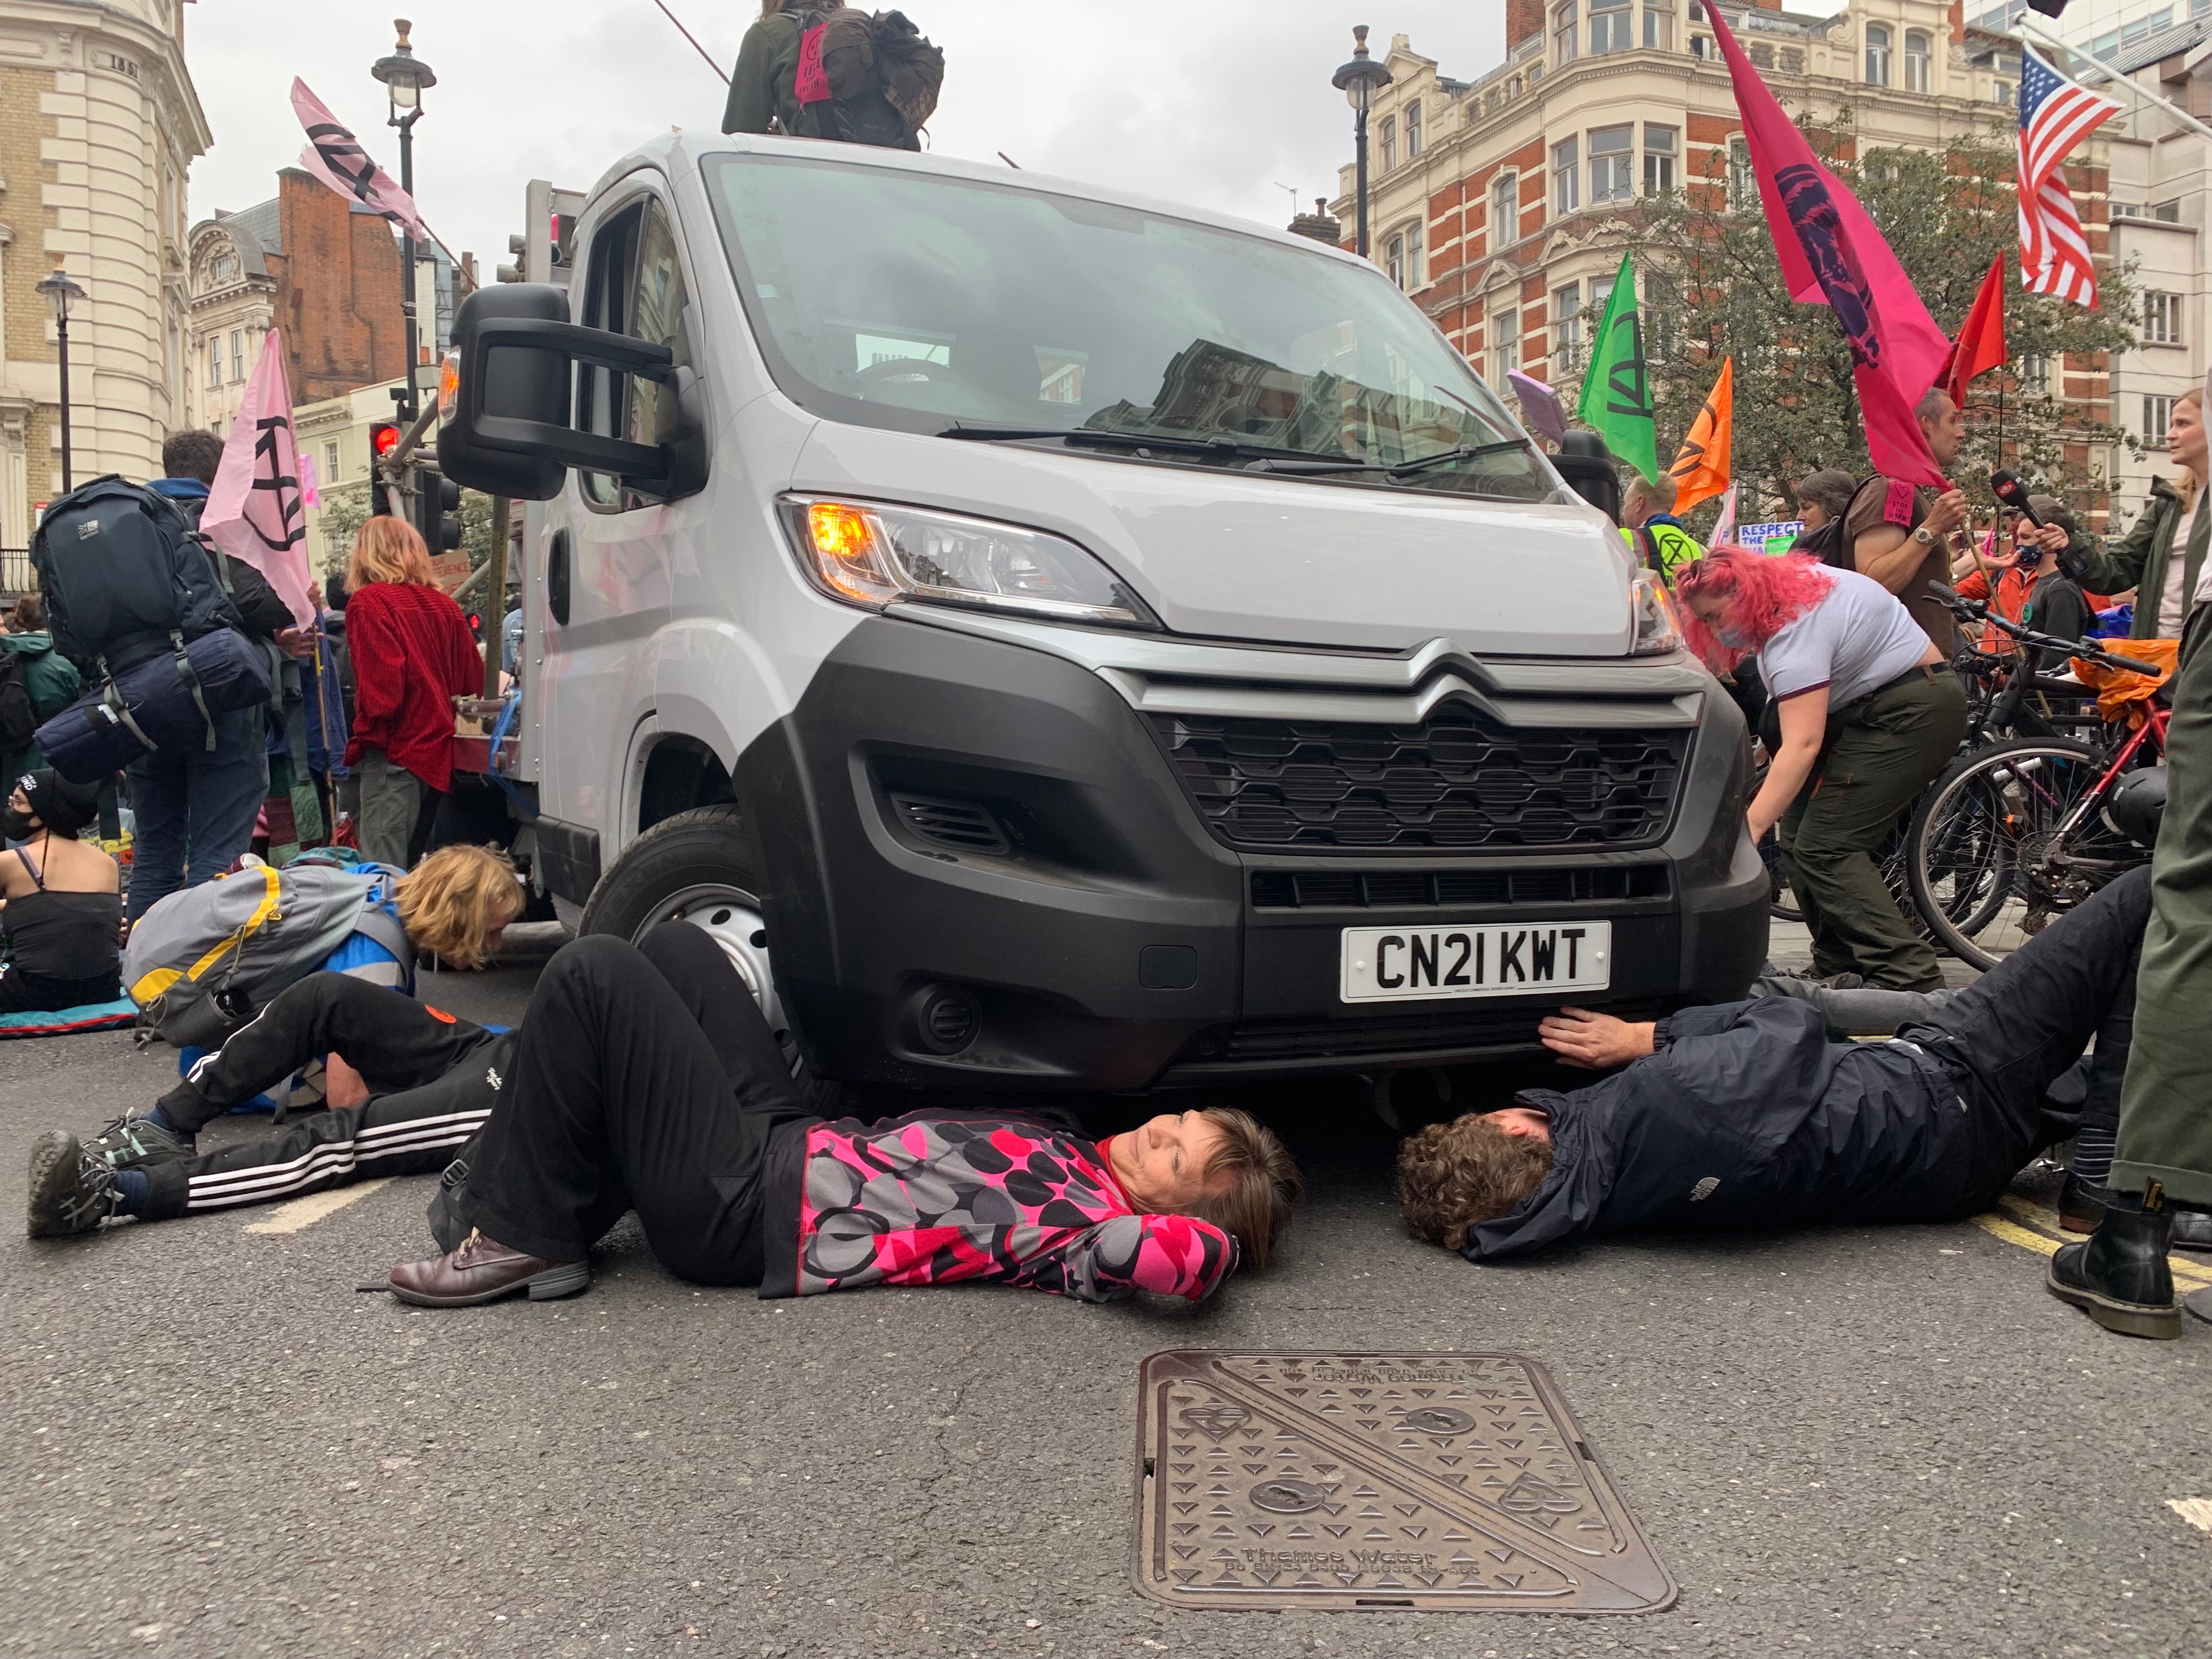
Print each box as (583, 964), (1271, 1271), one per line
(85, 1110), (191, 1173)
(27, 1133), (120, 1239)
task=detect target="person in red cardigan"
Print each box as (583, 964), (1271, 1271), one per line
(340, 517), (484, 868)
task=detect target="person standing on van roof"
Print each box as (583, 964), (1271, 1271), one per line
(340, 519), (485, 870)
(721, 2), (942, 150)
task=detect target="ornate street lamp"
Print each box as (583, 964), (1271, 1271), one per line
(1333, 26), (1394, 260)
(36, 255), (88, 494)
(371, 19), (438, 425)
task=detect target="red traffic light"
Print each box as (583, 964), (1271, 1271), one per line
(370, 421), (402, 459)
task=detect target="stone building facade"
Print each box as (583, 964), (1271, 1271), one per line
(185, 168), (410, 434)
(0, 0), (208, 552)
(1334, 1), (2114, 505)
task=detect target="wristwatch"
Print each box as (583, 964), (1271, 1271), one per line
(1912, 525), (1937, 546)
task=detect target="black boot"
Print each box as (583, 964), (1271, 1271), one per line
(2058, 1172), (2109, 1235)
(2171, 1206), (2212, 1253)
(2047, 1186), (2181, 1339)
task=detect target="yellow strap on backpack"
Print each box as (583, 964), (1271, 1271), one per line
(130, 864), (284, 1006)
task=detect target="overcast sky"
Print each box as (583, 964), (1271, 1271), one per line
(182, 2), (1534, 267)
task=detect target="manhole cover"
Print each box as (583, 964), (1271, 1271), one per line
(1133, 1350), (1673, 1613)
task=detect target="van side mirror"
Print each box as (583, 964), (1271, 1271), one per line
(436, 284), (692, 502)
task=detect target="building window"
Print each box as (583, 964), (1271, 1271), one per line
(1994, 79), (2013, 107)
(1386, 223), (1425, 290)
(2019, 354), (2052, 395)
(1590, 0), (1632, 56)
(230, 329), (244, 381)
(1555, 284), (1585, 375)
(323, 440), (340, 482)
(1690, 35), (1713, 59)
(2145, 290), (2182, 344)
(1380, 115), (1397, 173)
(1492, 306), (1519, 389)
(1493, 170), (1520, 243)
(1555, 135), (1581, 213)
(1555, 1), (1578, 66)
(1750, 43), (1774, 70)
(1643, 1), (1674, 50)
(1866, 24), (1892, 87)
(1590, 124), (1635, 202)
(2113, 201), (2144, 218)
(1644, 123), (1678, 194)
(1904, 31), (1932, 92)
(1406, 100), (1422, 158)
(2155, 199), (2183, 222)
(1726, 135), (1754, 211)
(207, 338), (221, 388)
(1387, 233), (1406, 289)
(2145, 394), (2177, 446)
(1406, 219), (1425, 288)
(1645, 273), (1679, 360)
(1781, 47), (1804, 72)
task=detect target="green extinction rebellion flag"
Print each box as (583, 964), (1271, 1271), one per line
(1575, 250), (1659, 485)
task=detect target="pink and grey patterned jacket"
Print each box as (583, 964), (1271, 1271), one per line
(776, 1113), (1238, 1303)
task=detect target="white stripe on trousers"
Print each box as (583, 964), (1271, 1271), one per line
(184, 1109), (490, 1210)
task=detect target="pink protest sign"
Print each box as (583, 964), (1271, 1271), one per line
(203, 329), (318, 629)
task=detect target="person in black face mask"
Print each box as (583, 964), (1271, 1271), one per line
(1, 769), (122, 1013)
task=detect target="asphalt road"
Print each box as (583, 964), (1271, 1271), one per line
(5, 934), (2210, 1659)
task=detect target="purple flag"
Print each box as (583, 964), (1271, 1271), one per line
(291, 78), (433, 242)
(1508, 370), (1566, 446)
(203, 329), (317, 629)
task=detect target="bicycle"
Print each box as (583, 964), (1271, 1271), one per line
(1904, 587), (2169, 971)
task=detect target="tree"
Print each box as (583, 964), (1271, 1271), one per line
(1570, 110), (2138, 532)
(309, 478), (502, 582)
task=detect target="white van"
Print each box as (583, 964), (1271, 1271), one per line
(438, 132), (1767, 1093)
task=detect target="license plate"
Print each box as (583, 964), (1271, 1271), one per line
(1339, 921), (1612, 1004)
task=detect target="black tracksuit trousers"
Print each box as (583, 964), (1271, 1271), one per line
(1903, 865), (2151, 1153)
(143, 973), (510, 1223)
(462, 924), (815, 1285)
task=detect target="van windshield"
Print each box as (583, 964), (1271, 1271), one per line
(702, 153), (1557, 501)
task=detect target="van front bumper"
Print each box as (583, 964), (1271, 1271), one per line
(735, 614), (1767, 1091)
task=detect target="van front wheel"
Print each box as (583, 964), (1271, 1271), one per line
(578, 804), (787, 1040)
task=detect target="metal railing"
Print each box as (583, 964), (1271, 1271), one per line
(1, 547), (31, 599)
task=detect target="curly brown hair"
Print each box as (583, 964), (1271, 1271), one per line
(1396, 1114), (1556, 1252)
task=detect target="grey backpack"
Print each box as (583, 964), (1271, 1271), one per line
(124, 861), (412, 1049)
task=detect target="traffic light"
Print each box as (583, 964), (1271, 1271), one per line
(414, 464), (462, 556)
(368, 420), (402, 515)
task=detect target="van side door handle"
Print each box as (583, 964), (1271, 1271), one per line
(548, 527), (571, 627)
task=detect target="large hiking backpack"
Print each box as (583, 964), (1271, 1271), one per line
(29, 476), (267, 778)
(33, 476), (240, 675)
(791, 7), (943, 149)
(123, 860), (412, 1049)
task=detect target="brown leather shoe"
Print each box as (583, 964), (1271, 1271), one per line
(386, 1229), (589, 1308)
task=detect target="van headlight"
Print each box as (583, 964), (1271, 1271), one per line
(1630, 570), (1682, 656)
(780, 496), (1159, 629)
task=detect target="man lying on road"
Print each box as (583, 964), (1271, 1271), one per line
(33, 925), (1303, 1311)
(1396, 869), (2194, 1337)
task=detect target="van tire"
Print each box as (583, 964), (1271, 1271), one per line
(576, 805), (858, 1111)
(579, 803), (759, 942)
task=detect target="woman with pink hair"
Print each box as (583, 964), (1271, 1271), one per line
(1678, 549), (1967, 989)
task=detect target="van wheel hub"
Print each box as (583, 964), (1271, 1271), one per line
(639, 883), (786, 1037)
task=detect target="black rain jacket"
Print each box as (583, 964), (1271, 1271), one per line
(1460, 999), (2048, 1263)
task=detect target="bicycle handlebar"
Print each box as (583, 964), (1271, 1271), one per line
(1927, 581), (2165, 678)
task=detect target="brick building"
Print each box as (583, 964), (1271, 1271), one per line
(185, 168), (413, 431)
(1334, 1), (2115, 507)
(0, 0), (208, 554)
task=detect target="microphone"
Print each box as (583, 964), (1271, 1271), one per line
(1992, 470), (2043, 526)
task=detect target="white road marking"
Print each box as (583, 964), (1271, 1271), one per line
(2169, 1498), (2212, 1537)
(242, 1178), (395, 1234)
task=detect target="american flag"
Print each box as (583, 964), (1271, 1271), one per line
(2018, 48), (2121, 306)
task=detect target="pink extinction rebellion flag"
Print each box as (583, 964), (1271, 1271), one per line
(290, 78), (432, 243)
(203, 329), (317, 629)
(1702, 7), (1950, 489)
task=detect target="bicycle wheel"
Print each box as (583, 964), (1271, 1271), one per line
(1906, 737), (2136, 971)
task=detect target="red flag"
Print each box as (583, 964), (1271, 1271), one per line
(1703, 7), (1950, 488)
(1939, 255), (2008, 406)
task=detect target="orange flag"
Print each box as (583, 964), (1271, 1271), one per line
(1667, 357), (1733, 515)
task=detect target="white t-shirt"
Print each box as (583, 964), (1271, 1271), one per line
(1757, 566), (1934, 707)
(2158, 494), (2205, 637)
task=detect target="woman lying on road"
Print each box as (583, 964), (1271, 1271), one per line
(1395, 869), (2201, 1338)
(32, 924), (1303, 1309)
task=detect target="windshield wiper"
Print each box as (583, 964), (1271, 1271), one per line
(937, 423), (1391, 470)
(1383, 436), (1538, 477)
